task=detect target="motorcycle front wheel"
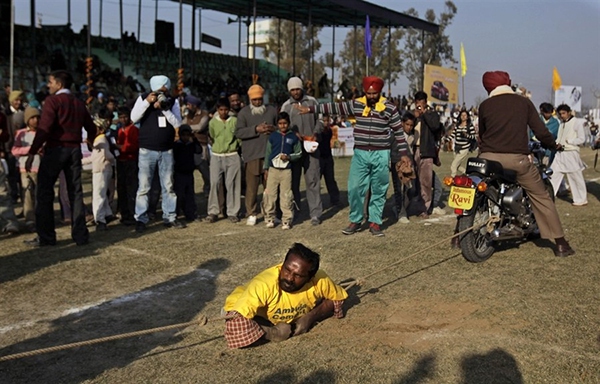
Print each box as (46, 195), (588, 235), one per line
(457, 198), (496, 263)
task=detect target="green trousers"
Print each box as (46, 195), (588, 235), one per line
(347, 149), (390, 225)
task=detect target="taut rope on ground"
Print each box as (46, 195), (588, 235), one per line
(0, 216), (498, 362)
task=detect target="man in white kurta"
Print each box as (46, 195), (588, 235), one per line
(551, 104), (588, 206)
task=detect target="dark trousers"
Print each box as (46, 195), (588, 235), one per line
(36, 146), (88, 245)
(244, 158), (265, 216)
(174, 172), (196, 220)
(319, 156), (340, 205)
(117, 159), (138, 221)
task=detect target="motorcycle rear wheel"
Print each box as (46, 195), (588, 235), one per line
(458, 199), (496, 263)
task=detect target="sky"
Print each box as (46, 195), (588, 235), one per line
(13, 0), (600, 110)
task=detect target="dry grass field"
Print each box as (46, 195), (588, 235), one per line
(1, 149), (599, 384)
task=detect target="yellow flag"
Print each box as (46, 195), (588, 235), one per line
(460, 43), (467, 77)
(552, 67), (562, 91)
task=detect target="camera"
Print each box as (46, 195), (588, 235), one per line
(156, 92), (172, 110)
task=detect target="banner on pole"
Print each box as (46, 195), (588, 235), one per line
(424, 64), (459, 104)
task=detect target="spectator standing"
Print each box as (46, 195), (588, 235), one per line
(537, 102), (560, 165)
(11, 106), (41, 232)
(551, 104), (588, 206)
(449, 109), (477, 177)
(317, 115), (340, 207)
(281, 77), (323, 225)
(131, 75), (185, 232)
(206, 98), (241, 223)
(173, 124), (201, 221)
(115, 106), (139, 226)
(24, 70), (97, 247)
(90, 118), (115, 231)
(263, 112), (302, 229)
(183, 95), (211, 196)
(235, 84), (277, 226)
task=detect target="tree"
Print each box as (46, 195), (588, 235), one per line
(261, 19), (324, 84)
(401, 1), (458, 94)
(338, 26), (405, 94)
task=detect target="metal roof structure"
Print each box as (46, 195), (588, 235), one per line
(176, 0), (439, 33)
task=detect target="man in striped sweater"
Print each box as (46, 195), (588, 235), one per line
(298, 76), (412, 236)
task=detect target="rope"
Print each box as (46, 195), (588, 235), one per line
(339, 216), (500, 291)
(0, 315), (227, 362)
(1, 216), (500, 362)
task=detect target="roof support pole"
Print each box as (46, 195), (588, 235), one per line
(191, 0), (195, 87)
(420, 29), (425, 91)
(331, 23), (335, 102)
(99, 0), (103, 37)
(277, 18), (281, 88)
(252, 0), (257, 77)
(388, 25), (391, 97)
(353, 24), (357, 89)
(308, 1), (313, 84)
(30, 0), (36, 90)
(119, 0), (124, 74)
(292, 10), (296, 76)
(136, 0), (142, 74)
(178, 0), (182, 70)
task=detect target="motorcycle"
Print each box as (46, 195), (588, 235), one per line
(445, 141), (555, 263)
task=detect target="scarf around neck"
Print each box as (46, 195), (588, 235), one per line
(356, 96), (387, 116)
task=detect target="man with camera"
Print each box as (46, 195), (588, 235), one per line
(131, 75), (185, 232)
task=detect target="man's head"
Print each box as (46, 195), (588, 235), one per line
(277, 111), (290, 134)
(150, 75), (171, 94)
(287, 77), (304, 101)
(482, 71), (511, 94)
(278, 243), (320, 293)
(215, 97), (230, 120)
(228, 92), (242, 113)
(118, 106), (131, 126)
(401, 112), (416, 134)
(179, 124), (193, 142)
(186, 95), (201, 114)
(556, 104), (572, 122)
(539, 102), (555, 120)
(24, 107), (40, 130)
(48, 70), (73, 94)
(362, 76), (384, 107)
(322, 114), (331, 126)
(413, 91), (429, 117)
(9, 91), (23, 110)
(248, 85), (265, 115)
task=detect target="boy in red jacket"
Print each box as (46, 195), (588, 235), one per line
(116, 107), (139, 225)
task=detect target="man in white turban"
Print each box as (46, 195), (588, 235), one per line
(130, 75), (185, 232)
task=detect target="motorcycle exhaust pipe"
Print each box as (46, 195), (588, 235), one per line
(491, 227), (524, 240)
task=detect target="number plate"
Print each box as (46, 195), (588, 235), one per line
(448, 186), (476, 210)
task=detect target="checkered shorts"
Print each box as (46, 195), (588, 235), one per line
(224, 311), (264, 349)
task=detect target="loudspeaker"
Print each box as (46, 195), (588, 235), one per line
(155, 20), (174, 48)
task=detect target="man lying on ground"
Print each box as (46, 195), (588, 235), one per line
(223, 242), (348, 348)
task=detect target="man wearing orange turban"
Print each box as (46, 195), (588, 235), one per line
(297, 76), (412, 236)
(477, 70), (574, 257)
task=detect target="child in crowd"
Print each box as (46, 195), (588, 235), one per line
(205, 98), (241, 223)
(11, 106), (41, 232)
(263, 112), (301, 229)
(115, 106), (139, 225)
(318, 114), (340, 207)
(173, 124), (202, 221)
(90, 117), (116, 230)
(391, 112), (417, 223)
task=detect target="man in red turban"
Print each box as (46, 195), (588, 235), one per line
(482, 71), (511, 94)
(362, 76), (385, 108)
(475, 70), (574, 257)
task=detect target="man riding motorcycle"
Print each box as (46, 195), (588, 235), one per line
(476, 70), (574, 257)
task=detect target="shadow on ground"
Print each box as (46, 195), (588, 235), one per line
(0, 258), (229, 383)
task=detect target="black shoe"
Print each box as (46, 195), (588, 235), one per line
(105, 215), (116, 224)
(120, 218), (136, 226)
(205, 215), (217, 223)
(135, 221), (146, 233)
(165, 220), (186, 229)
(554, 244), (575, 257)
(451, 236), (460, 249)
(96, 222), (108, 231)
(229, 216), (240, 223)
(369, 223), (385, 237)
(310, 217), (321, 226)
(342, 222), (361, 235)
(24, 237), (56, 247)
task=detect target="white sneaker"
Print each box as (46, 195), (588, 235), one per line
(399, 216), (410, 224)
(246, 215), (257, 226)
(432, 207), (446, 215)
(281, 223), (291, 230)
(266, 221), (275, 228)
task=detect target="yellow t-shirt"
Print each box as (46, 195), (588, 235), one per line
(223, 264), (348, 324)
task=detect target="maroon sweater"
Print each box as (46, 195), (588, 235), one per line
(478, 93), (556, 154)
(29, 91), (96, 154)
